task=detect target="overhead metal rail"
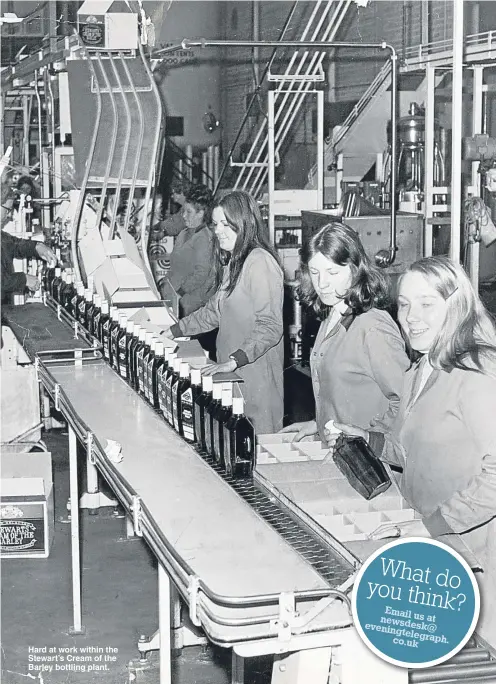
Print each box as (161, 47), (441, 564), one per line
(158, 37), (399, 267)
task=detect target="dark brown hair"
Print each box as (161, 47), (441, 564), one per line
(299, 222), (390, 319)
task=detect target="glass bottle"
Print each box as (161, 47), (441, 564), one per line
(116, 313), (128, 379)
(109, 307), (121, 371)
(149, 341), (165, 411)
(128, 325), (142, 390)
(157, 348), (172, 418)
(213, 383), (233, 464)
(165, 357), (180, 426)
(205, 381), (222, 457)
(195, 374), (212, 453)
(124, 320), (135, 383)
(98, 300), (110, 347)
(138, 332), (152, 397)
(50, 267), (62, 301)
(173, 362), (190, 436)
(91, 294), (102, 338)
(223, 397), (255, 478)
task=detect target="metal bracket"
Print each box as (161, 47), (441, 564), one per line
(73, 321), (79, 339)
(131, 495), (143, 537)
(54, 383), (60, 411)
(57, 303), (61, 320)
(188, 576), (201, 627)
(34, 356), (40, 382)
(270, 592), (296, 642)
(86, 432), (95, 465)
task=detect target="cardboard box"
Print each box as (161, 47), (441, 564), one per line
(1, 451), (54, 559)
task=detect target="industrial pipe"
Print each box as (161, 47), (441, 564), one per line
(160, 38), (398, 267)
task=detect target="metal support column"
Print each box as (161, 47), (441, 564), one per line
(467, 65), (485, 291)
(268, 89), (276, 246)
(158, 563), (172, 684)
(424, 65), (436, 257)
(450, 0), (464, 262)
(68, 425), (84, 634)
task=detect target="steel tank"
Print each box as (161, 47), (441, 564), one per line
(152, 1), (221, 149)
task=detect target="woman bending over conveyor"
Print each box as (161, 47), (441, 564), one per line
(329, 256), (496, 647)
(163, 190), (284, 434)
(281, 222), (410, 443)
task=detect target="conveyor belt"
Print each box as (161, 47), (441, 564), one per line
(201, 452), (353, 588)
(2, 303), (94, 355)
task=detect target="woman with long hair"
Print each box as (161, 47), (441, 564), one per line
(330, 256), (496, 646)
(281, 222), (409, 442)
(166, 190), (284, 433)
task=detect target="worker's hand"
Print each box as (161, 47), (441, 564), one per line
(324, 422), (369, 450)
(35, 242), (58, 268)
(201, 359), (237, 376)
(369, 519), (430, 541)
(159, 326), (174, 339)
(279, 420), (318, 442)
(25, 275), (40, 292)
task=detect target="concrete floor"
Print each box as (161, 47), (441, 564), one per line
(0, 430), (272, 684)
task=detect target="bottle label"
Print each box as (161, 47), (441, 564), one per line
(78, 300), (86, 322)
(137, 349), (145, 392)
(102, 320), (110, 360)
(71, 294), (78, 313)
(94, 311), (101, 333)
(118, 336), (127, 378)
(157, 367), (166, 413)
(194, 401), (203, 448)
(165, 375), (173, 424)
(171, 379), (179, 431)
(111, 329), (119, 369)
(181, 387), (194, 442)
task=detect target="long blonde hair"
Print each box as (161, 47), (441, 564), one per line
(400, 256), (496, 374)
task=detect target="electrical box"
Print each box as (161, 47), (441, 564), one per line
(77, 0), (138, 51)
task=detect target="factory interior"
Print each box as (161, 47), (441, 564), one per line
(1, 1), (496, 683)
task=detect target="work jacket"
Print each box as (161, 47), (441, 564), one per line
(381, 359), (496, 647)
(310, 307), (409, 440)
(172, 247), (284, 433)
(1, 231), (39, 303)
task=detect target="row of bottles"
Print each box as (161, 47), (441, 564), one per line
(42, 269), (255, 477)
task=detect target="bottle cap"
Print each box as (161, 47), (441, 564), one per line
(145, 332), (153, 345)
(139, 328), (146, 341)
(61, 271), (67, 283)
(221, 389), (232, 407)
(126, 320), (134, 334)
(66, 273), (73, 284)
(84, 289), (92, 301)
(92, 293), (100, 305)
(191, 368), (202, 386)
(180, 362), (190, 378)
(155, 342), (164, 356)
(232, 397), (244, 415)
(55, 267), (61, 276)
(119, 313), (128, 327)
(76, 283), (84, 295)
(202, 374), (213, 392)
(172, 357), (181, 372)
(213, 383), (222, 399)
(101, 301), (109, 314)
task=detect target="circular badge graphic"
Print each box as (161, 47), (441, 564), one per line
(352, 538), (480, 668)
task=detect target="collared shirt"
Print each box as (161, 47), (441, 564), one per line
(310, 307), (409, 440)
